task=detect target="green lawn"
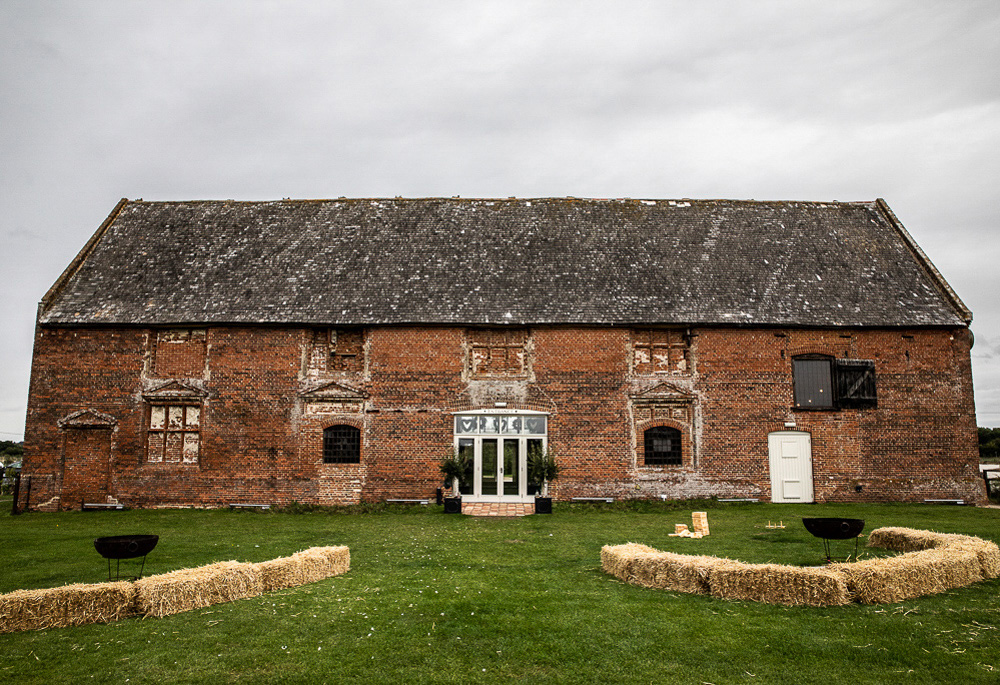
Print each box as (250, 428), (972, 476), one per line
(2, 501), (999, 684)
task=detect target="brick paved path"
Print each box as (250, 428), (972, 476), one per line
(461, 502), (535, 517)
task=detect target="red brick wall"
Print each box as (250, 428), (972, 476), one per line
(694, 328), (981, 502)
(21, 323), (984, 510)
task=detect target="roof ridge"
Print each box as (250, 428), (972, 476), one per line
(126, 196), (876, 205)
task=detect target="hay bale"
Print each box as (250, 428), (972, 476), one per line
(256, 546), (351, 593)
(832, 548), (983, 604)
(605, 527), (996, 607)
(135, 561), (262, 618)
(708, 563), (851, 606)
(0, 581), (135, 633)
(941, 536), (1000, 579)
(867, 527), (1000, 580)
(601, 544), (735, 596)
(867, 526), (943, 552)
(256, 555), (306, 594)
(601, 543), (659, 582)
(299, 545), (350, 580)
(644, 552), (733, 595)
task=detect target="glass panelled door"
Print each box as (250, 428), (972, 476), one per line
(503, 440), (520, 496)
(479, 437), (523, 500)
(454, 411), (547, 502)
(482, 439), (499, 496)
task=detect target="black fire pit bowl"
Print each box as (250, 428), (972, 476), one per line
(94, 534), (159, 580)
(802, 518), (865, 562)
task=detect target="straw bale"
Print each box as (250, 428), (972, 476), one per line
(256, 546), (351, 593)
(866, 526), (948, 552)
(941, 536), (1000, 579)
(605, 527), (996, 607)
(867, 527), (1000, 580)
(135, 561), (262, 618)
(832, 548), (983, 604)
(708, 563), (851, 606)
(645, 552), (732, 595)
(256, 555), (306, 594)
(601, 543), (658, 581)
(0, 581), (135, 633)
(601, 544), (734, 595)
(300, 545), (351, 579)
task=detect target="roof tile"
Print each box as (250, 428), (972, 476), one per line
(38, 198), (967, 328)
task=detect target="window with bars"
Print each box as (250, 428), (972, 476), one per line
(323, 425), (361, 463)
(643, 426), (683, 466)
(147, 404), (200, 463)
(633, 330), (689, 374)
(468, 329), (528, 377)
(793, 356), (877, 409)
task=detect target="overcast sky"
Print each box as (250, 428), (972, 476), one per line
(2, 1), (998, 442)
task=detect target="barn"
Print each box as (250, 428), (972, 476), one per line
(19, 197), (983, 511)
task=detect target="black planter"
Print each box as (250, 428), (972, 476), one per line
(443, 497), (462, 514)
(534, 497), (552, 514)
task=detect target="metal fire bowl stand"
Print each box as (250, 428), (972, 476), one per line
(94, 535), (159, 580)
(801, 518), (865, 563)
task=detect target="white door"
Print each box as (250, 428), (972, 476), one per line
(768, 431), (814, 503)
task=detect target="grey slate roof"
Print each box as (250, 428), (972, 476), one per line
(39, 197), (970, 328)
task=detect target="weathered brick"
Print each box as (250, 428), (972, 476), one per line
(20, 324), (982, 510)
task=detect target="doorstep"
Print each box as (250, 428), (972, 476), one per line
(462, 502), (535, 517)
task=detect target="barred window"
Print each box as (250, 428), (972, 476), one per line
(323, 425), (361, 464)
(148, 403), (200, 463)
(644, 426), (682, 466)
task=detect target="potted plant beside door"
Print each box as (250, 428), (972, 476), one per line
(528, 447), (559, 514)
(438, 449), (469, 514)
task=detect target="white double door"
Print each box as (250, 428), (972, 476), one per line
(458, 436), (543, 502)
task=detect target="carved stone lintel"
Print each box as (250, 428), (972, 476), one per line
(57, 408), (117, 429)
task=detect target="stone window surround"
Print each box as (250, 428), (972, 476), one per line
(146, 401), (201, 465)
(467, 328), (531, 378)
(632, 328), (691, 376)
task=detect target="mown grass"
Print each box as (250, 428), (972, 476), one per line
(1, 501), (999, 684)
